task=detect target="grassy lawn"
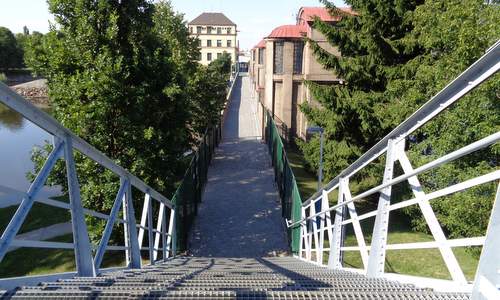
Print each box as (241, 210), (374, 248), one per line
(0, 234), (156, 278)
(0, 196), (71, 235)
(285, 146), (319, 200)
(286, 144), (480, 282)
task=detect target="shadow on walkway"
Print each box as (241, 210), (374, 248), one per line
(189, 75), (288, 257)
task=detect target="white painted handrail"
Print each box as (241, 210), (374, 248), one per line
(294, 40), (500, 296)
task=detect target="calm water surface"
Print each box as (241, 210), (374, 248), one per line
(0, 103), (60, 208)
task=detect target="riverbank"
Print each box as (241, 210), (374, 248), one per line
(9, 79), (49, 105)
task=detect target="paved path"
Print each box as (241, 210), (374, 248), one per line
(189, 75), (288, 257)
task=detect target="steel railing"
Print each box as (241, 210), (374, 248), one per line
(262, 107), (302, 253)
(287, 40), (500, 296)
(0, 81), (177, 289)
(0, 70), (239, 290)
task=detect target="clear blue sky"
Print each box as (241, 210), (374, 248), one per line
(0, 0), (346, 49)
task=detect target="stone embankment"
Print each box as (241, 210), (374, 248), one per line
(10, 79), (49, 105)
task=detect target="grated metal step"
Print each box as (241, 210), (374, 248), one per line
(2, 256), (471, 299)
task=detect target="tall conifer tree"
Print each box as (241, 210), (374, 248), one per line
(299, 0), (424, 182)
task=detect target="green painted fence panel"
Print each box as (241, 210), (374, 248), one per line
(264, 111), (303, 254)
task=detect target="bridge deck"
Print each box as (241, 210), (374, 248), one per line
(188, 75), (288, 257)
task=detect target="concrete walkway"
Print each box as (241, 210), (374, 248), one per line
(189, 75), (288, 257)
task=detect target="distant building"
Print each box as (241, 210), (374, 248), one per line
(238, 50), (251, 73)
(188, 13), (238, 66)
(250, 7), (353, 141)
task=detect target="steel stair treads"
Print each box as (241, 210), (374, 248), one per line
(4, 257), (471, 299)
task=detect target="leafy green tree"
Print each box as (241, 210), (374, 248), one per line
(188, 53), (232, 134)
(27, 0), (195, 243)
(23, 31), (45, 73)
(0, 27), (23, 69)
(208, 52), (232, 77)
(389, 0), (500, 242)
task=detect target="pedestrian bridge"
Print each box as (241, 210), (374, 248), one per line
(0, 42), (498, 299)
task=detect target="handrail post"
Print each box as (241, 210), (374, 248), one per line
(123, 178), (141, 269)
(64, 136), (96, 277)
(153, 201), (165, 261)
(147, 194), (154, 265)
(320, 190), (333, 265)
(137, 193), (149, 250)
(166, 207), (175, 258)
(328, 178), (346, 269)
(472, 183), (500, 300)
(162, 204), (167, 261)
(366, 138), (397, 277)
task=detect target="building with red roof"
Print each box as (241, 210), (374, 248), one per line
(249, 6), (349, 140)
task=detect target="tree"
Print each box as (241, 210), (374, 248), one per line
(188, 53), (232, 134)
(301, 0), (499, 243)
(298, 0), (423, 189)
(388, 0), (500, 243)
(27, 0), (195, 243)
(0, 27), (23, 69)
(23, 31), (45, 73)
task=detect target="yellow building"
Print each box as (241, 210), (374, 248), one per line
(188, 13), (238, 66)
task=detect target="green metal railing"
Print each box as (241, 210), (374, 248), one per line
(264, 110), (302, 254)
(171, 123), (222, 253)
(171, 71), (238, 253)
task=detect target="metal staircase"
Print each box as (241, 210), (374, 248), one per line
(3, 256), (470, 299)
(0, 41), (498, 299)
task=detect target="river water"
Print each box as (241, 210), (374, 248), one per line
(0, 103), (60, 208)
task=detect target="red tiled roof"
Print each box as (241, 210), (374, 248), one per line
(266, 24), (307, 39)
(297, 7), (355, 25)
(255, 39), (266, 49)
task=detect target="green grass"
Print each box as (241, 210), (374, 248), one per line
(0, 234), (77, 278)
(0, 196), (71, 234)
(341, 214), (480, 281)
(0, 197), (71, 235)
(285, 146), (319, 199)
(286, 145), (480, 282)
(0, 234), (155, 278)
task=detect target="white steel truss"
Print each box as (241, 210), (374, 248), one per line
(290, 40), (500, 296)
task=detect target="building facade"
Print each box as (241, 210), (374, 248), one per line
(188, 13), (238, 65)
(250, 7), (352, 141)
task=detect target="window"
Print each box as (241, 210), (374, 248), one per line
(217, 53), (222, 59)
(217, 27), (222, 34)
(252, 50), (256, 62)
(198, 52), (202, 60)
(227, 27), (232, 34)
(293, 41), (304, 74)
(258, 48), (264, 65)
(207, 40), (212, 47)
(227, 40), (232, 47)
(273, 41), (284, 74)
(217, 40), (222, 47)
(189, 27), (193, 34)
(207, 26), (213, 34)
(207, 52), (212, 61)
(196, 26), (202, 34)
